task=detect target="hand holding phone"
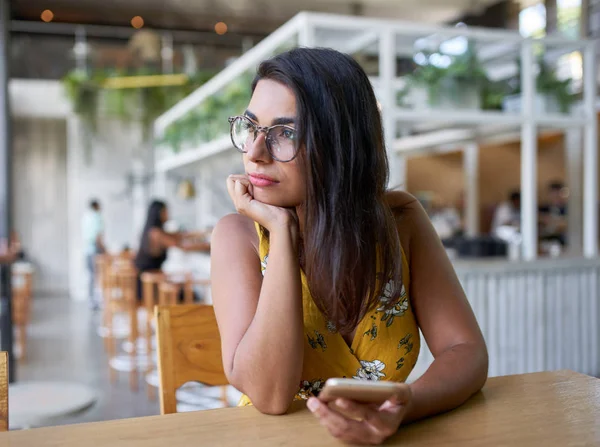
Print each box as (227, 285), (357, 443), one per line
(307, 377), (412, 443)
(318, 378), (408, 405)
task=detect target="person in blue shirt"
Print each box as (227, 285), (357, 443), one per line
(82, 199), (106, 309)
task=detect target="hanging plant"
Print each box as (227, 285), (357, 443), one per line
(156, 71), (254, 153)
(61, 68), (217, 155)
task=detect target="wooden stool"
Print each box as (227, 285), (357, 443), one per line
(140, 271), (165, 400)
(95, 254), (112, 352)
(12, 268), (33, 362)
(106, 264), (141, 391)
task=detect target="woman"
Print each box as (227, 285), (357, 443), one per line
(135, 200), (209, 299)
(211, 48), (488, 445)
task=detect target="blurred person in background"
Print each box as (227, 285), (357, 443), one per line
(491, 190), (521, 238)
(428, 195), (462, 242)
(0, 234), (21, 264)
(134, 200), (209, 300)
(539, 181), (568, 246)
(82, 199), (106, 310)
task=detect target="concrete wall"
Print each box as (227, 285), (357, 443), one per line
(12, 118), (69, 294)
(67, 117), (153, 300)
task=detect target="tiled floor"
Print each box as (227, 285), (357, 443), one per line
(17, 295), (160, 427)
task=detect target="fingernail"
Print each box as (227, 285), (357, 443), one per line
(307, 398), (319, 412)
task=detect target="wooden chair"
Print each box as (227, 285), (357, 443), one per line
(0, 351), (8, 431)
(155, 303), (228, 415)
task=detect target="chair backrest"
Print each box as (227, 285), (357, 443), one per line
(155, 303), (228, 414)
(0, 351), (8, 431)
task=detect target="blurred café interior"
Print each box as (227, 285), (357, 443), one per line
(0, 0), (598, 440)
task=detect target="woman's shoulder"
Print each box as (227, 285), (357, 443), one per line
(385, 190), (427, 228)
(385, 191), (430, 259)
(212, 214), (260, 254)
(385, 190), (418, 211)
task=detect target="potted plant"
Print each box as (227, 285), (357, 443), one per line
(405, 41), (489, 110)
(503, 57), (578, 114)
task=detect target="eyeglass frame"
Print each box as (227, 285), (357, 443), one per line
(228, 115), (300, 162)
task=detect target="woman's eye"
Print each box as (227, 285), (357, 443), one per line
(282, 129), (296, 140)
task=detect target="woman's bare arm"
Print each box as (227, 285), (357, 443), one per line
(211, 213), (304, 414)
(388, 191), (488, 423)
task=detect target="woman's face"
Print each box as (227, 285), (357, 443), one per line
(242, 79), (306, 208)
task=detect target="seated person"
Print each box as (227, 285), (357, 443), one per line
(134, 200), (209, 300)
(211, 48), (488, 445)
(491, 191), (521, 238)
(539, 182), (567, 246)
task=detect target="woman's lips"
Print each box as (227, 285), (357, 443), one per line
(248, 173), (278, 187)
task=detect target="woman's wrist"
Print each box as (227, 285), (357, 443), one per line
(269, 223), (299, 253)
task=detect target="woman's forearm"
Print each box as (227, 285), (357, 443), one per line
(404, 342), (488, 424)
(229, 227), (304, 414)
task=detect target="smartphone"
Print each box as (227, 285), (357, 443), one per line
(318, 378), (404, 404)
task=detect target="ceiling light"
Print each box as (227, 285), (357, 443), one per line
(41, 10), (54, 23)
(215, 22), (228, 35)
(131, 16), (144, 29)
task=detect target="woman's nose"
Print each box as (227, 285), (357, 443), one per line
(245, 130), (271, 163)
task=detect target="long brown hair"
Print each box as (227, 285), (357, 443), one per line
(253, 48), (402, 334)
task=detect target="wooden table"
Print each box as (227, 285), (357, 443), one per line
(1, 370), (599, 446)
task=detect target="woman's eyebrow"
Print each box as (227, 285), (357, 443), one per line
(244, 109), (296, 127)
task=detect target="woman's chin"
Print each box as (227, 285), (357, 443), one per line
(253, 191), (298, 209)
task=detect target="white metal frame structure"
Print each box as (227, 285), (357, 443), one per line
(154, 11), (598, 261)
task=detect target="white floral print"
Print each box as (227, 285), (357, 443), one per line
(377, 281), (408, 327)
(353, 359), (386, 381)
(378, 298), (409, 327)
(261, 255), (268, 277)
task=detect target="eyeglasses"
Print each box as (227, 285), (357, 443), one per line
(228, 115), (299, 162)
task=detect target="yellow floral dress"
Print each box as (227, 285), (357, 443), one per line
(238, 224), (420, 405)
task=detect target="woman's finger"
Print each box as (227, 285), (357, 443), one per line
(308, 398), (385, 445)
(308, 398), (354, 438)
(329, 398), (372, 422)
(226, 176), (236, 203)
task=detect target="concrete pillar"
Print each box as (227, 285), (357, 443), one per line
(0, 0), (15, 380)
(565, 128), (584, 256)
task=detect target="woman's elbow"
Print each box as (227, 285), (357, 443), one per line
(227, 371), (293, 415)
(473, 341), (489, 392)
(252, 397), (292, 415)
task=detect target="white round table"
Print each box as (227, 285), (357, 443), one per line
(9, 381), (97, 429)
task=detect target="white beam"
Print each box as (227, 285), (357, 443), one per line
(379, 27), (403, 189)
(464, 142), (480, 237)
(339, 31), (378, 55)
(155, 135), (232, 173)
(306, 12), (524, 42)
(583, 41), (598, 258)
(298, 12), (315, 47)
(520, 40), (538, 261)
